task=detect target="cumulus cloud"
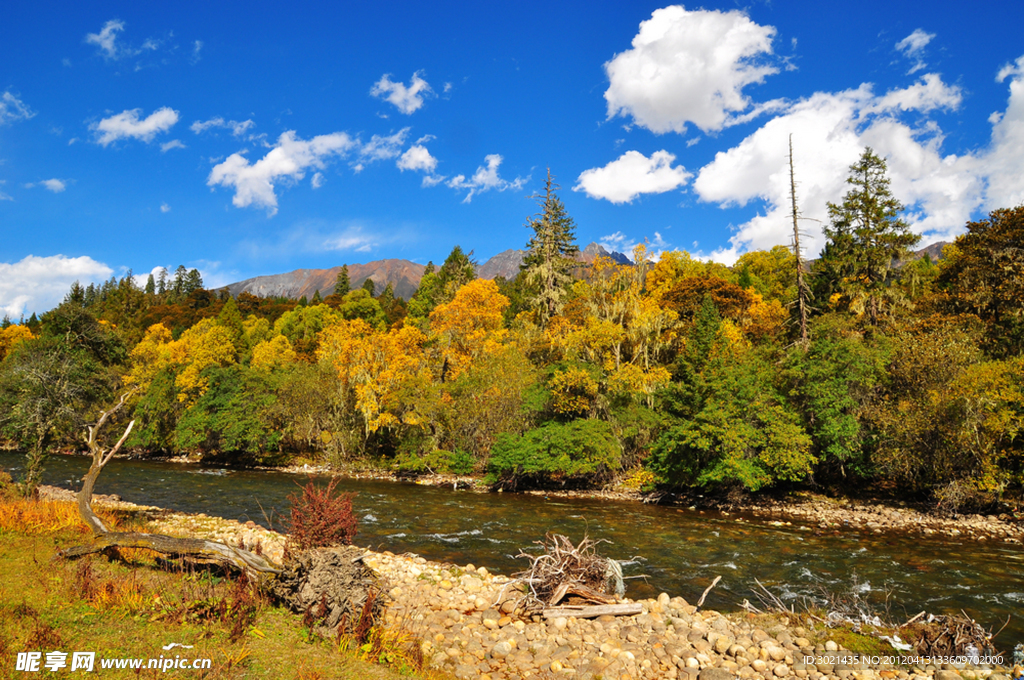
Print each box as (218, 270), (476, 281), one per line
(190, 117), (256, 137)
(575, 150), (691, 204)
(311, 172), (324, 189)
(896, 29), (935, 74)
(0, 255), (113, 318)
(0, 91), (34, 126)
(397, 144), (439, 173)
(446, 155), (526, 203)
(371, 71), (433, 114)
(207, 130), (357, 215)
(690, 67), (1024, 264)
(604, 6), (779, 134)
(160, 203), (171, 213)
(92, 107), (179, 146)
(986, 55), (1024, 210)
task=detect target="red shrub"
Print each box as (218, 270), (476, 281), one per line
(286, 478), (358, 551)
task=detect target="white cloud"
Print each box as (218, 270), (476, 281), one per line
(0, 181), (11, 202)
(896, 29), (935, 74)
(207, 130), (357, 215)
(690, 68), (1021, 264)
(446, 154), (526, 203)
(986, 55), (1024, 210)
(604, 6), (779, 134)
(323, 226), (377, 253)
(85, 19), (126, 59)
(24, 179), (67, 193)
(0, 91), (34, 126)
(160, 203), (171, 213)
(190, 117), (256, 137)
(191, 40), (203, 64)
(359, 128), (409, 162)
(0, 255), (113, 318)
(371, 71), (433, 115)
(160, 139), (185, 152)
(311, 172), (324, 189)
(397, 144), (438, 173)
(574, 150), (691, 204)
(599, 230), (671, 260)
(92, 107), (179, 146)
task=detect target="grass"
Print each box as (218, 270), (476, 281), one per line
(0, 493), (453, 680)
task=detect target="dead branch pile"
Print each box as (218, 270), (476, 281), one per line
(512, 533), (622, 611)
(902, 613), (998, 658)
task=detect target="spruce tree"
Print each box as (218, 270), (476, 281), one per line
(361, 278), (375, 297)
(311, 289), (323, 305)
(817, 148), (919, 325)
(145, 274), (156, 296)
(522, 170), (579, 325)
(334, 265), (351, 296)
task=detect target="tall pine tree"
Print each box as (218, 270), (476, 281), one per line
(334, 265), (351, 296)
(816, 148), (919, 325)
(522, 170), (579, 325)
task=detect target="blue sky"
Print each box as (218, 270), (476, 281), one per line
(2, 1), (1023, 317)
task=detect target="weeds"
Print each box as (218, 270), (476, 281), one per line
(286, 478), (358, 553)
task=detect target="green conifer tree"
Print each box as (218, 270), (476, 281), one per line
(522, 170), (579, 325)
(334, 265), (351, 296)
(816, 148), (919, 325)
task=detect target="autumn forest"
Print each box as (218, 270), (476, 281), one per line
(2, 154), (1023, 510)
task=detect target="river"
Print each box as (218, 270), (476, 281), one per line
(3, 452), (1021, 648)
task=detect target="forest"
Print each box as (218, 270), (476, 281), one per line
(2, 151), (1022, 510)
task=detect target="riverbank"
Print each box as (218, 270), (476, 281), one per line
(38, 485), (1018, 680)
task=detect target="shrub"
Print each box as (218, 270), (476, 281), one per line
(395, 448), (475, 475)
(487, 420), (621, 489)
(286, 478), (357, 551)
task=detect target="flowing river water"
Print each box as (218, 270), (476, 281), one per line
(3, 452), (1022, 648)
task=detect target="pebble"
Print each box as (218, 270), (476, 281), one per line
(57, 486), (1017, 680)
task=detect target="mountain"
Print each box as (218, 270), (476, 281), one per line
(223, 242), (633, 301)
(579, 242), (632, 265)
(476, 249), (526, 280)
(225, 259), (425, 301)
(475, 243), (631, 281)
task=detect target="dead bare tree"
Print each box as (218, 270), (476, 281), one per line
(789, 134), (813, 347)
(63, 389), (281, 577)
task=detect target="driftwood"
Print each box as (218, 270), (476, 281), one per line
(542, 603), (642, 619)
(63, 390), (281, 576)
(696, 575), (722, 609)
(513, 534), (624, 611)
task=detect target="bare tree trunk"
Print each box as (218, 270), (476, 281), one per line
(790, 135), (811, 347)
(64, 389), (281, 576)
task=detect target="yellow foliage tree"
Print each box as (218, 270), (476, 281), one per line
(167, 319), (237, 403)
(0, 324), (35, 362)
(319, 320), (427, 435)
(251, 334), (298, 372)
(428, 278), (510, 380)
(549, 367), (599, 417)
(125, 324), (174, 390)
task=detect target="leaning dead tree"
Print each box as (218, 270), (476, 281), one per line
(62, 390), (281, 577)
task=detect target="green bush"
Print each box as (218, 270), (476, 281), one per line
(395, 448), (475, 475)
(486, 420), (622, 489)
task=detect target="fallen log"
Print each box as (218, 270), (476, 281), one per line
(542, 603), (643, 619)
(62, 390), (281, 577)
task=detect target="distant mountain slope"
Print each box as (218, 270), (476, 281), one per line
(475, 243), (631, 280)
(224, 242), (633, 301)
(225, 259), (425, 301)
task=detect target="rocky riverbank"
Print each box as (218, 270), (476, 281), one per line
(40, 485), (1018, 680)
